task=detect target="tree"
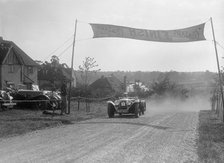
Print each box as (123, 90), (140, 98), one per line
(77, 57), (100, 112)
(78, 57), (100, 88)
(38, 56), (69, 90)
(50, 55), (60, 68)
(150, 75), (189, 99)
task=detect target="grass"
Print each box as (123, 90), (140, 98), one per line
(197, 110), (224, 162)
(0, 101), (108, 139)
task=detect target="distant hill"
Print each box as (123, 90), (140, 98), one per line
(75, 70), (217, 88)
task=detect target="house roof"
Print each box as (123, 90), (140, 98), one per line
(106, 75), (123, 92)
(0, 42), (10, 64)
(0, 39), (38, 66)
(90, 75), (123, 92)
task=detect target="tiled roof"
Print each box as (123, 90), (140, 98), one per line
(0, 39), (38, 66)
(0, 42), (10, 64)
(106, 75), (122, 92)
(90, 75), (122, 92)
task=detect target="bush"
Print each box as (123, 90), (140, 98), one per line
(150, 76), (189, 99)
(71, 85), (91, 97)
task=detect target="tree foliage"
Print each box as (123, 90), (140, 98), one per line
(150, 75), (189, 99)
(78, 57), (100, 87)
(38, 56), (70, 90)
(50, 55), (60, 67)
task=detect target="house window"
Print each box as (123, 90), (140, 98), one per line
(8, 65), (14, 73)
(28, 66), (33, 74)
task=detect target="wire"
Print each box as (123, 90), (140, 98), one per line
(57, 43), (73, 58)
(56, 37), (93, 58)
(216, 41), (224, 51)
(204, 18), (211, 24)
(43, 35), (73, 61)
(75, 37), (93, 42)
(77, 19), (90, 25)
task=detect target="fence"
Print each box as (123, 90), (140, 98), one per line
(70, 95), (115, 112)
(1, 95), (115, 113)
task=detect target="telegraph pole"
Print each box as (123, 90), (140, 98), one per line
(210, 17), (224, 121)
(68, 19), (77, 114)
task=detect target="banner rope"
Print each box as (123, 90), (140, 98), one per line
(204, 18), (211, 24)
(44, 35), (73, 60)
(77, 19), (90, 25)
(75, 38), (93, 42)
(57, 43), (73, 57)
(216, 41), (224, 51)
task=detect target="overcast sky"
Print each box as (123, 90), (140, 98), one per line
(0, 0), (223, 72)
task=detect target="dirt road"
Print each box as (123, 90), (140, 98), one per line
(0, 109), (199, 163)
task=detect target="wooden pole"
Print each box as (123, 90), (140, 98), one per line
(210, 17), (224, 121)
(68, 19), (78, 114)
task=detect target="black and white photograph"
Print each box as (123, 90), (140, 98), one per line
(0, 0), (224, 162)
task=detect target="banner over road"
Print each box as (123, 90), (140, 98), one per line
(90, 23), (206, 42)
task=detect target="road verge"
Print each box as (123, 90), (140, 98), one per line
(197, 110), (224, 162)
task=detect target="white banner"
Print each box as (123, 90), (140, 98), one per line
(90, 23), (206, 42)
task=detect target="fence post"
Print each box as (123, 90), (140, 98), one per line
(221, 95), (224, 122)
(217, 94), (220, 117)
(77, 97), (80, 111)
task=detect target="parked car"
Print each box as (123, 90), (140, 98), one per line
(12, 90), (61, 110)
(0, 90), (16, 110)
(107, 96), (146, 118)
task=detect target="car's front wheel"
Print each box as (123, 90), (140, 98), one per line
(108, 104), (115, 118)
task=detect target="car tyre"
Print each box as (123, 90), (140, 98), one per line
(108, 104), (114, 118)
(35, 101), (46, 110)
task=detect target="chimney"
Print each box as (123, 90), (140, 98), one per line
(0, 36), (3, 42)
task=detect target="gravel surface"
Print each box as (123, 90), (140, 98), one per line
(0, 110), (199, 163)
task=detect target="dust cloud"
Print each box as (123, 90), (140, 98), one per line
(145, 95), (211, 116)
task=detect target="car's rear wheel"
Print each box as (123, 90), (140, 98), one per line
(108, 104), (114, 118)
(35, 101), (47, 110)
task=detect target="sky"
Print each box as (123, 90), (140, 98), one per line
(0, 0), (223, 72)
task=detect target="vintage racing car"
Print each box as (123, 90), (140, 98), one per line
(107, 96), (146, 118)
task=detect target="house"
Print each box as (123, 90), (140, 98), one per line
(89, 74), (123, 97)
(0, 37), (39, 90)
(127, 81), (149, 93)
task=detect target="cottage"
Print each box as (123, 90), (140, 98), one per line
(0, 37), (38, 90)
(89, 74), (123, 97)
